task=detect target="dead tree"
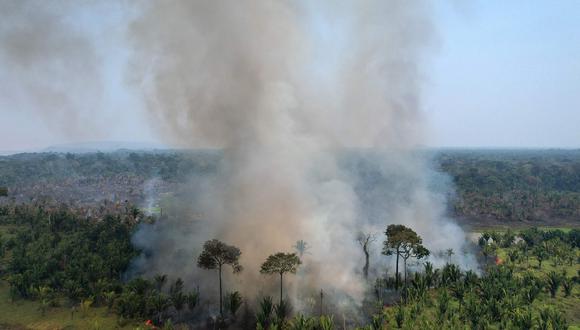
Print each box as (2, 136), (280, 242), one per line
(357, 232), (376, 280)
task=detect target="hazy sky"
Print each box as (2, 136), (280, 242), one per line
(425, 1), (580, 148)
(0, 1), (579, 151)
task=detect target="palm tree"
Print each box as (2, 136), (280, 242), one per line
(546, 271), (562, 298)
(169, 278), (186, 320)
(154, 274), (168, 292)
(290, 314), (315, 330)
(225, 291), (243, 317)
(562, 276), (574, 297)
(293, 240), (310, 258)
(186, 291), (199, 311)
(533, 244), (549, 268)
(445, 248), (454, 264)
(256, 296), (274, 328)
(151, 294), (171, 324)
(103, 291), (116, 314)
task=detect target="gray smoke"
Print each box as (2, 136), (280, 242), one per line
(0, 0), (106, 139)
(127, 0), (477, 305)
(0, 0), (477, 308)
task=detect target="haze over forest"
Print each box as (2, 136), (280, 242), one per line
(0, 1), (579, 329)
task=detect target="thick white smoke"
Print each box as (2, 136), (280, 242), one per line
(0, 0), (477, 308)
(127, 0), (478, 306)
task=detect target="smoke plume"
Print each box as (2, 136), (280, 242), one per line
(127, 0), (477, 308)
(0, 0), (478, 311)
(0, 0), (107, 140)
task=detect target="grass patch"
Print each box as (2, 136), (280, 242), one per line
(0, 281), (140, 330)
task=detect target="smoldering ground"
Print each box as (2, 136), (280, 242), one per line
(128, 149), (478, 314)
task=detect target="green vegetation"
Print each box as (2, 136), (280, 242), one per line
(365, 227), (580, 329)
(0, 150), (579, 328)
(382, 224), (429, 287)
(0, 205), (137, 303)
(0, 204), (200, 328)
(0, 281), (133, 330)
(0, 201), (578, 328)
(247, 224), (580, 329)
(2, 149), (580, 226)
(0, 151), (219, 187)
(437, 149), (580, 223)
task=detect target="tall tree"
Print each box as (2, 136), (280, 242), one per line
(445, 248), (454, 264)
(356, 232), (376, 280)
(293, 240), (310, 258)
(197, 239), (242, 317)
(260, 252), (301, 305)
(382, 224), (430, 287)
(154, 274), (167, 292)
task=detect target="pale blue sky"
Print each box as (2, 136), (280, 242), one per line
(425, 0), (580, 148)
(0, 1), (579, 151)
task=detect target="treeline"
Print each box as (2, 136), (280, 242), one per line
(0, 150), (219, 186)
(437, 149), (580, 221)
(0, 150), (580, 221)
(2, 149), (580, 221)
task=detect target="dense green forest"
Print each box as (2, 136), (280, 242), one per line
(1, 149), (579, 225)
(0, 204), (201, 328)
(0, 151), (219, 186)
(437, 149), (580, 223)
(0, 203), (578, 329)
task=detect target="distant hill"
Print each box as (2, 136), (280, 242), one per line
(41, 141), (169, 153)
(0, 141), (171, 156)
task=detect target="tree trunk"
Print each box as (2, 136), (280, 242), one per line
(395, 251), (400, 289)
(279, 273), (283, 306)
(218, 264), (223, 317)
(404, 258), (407, 285)
(319, 289), (324, 316)
(363, 249), (369, 280)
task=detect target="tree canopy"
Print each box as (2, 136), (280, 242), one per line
(260, 252), (301, 276)
(197, 239), (243, 273)
(383, 224), (429, 286)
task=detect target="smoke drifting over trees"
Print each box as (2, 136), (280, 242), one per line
(127, 0), (477, 303)
(0, 0), (478, 305)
